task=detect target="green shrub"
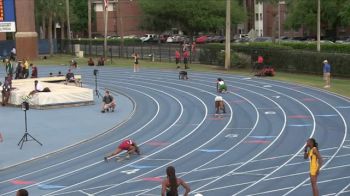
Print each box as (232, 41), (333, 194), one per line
(200, 43), (350, 77)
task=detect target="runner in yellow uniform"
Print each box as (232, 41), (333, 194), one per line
(304, 138), (323, 196)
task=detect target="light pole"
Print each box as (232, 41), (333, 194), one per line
(88, 0), (92, 56)
(224, 0), (231, 70)
(317, 0), (321, 52)
(66, 0), (71, 40)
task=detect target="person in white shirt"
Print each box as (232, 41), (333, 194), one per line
(215, 95), (226, 115)
(29, 80), (51, 96)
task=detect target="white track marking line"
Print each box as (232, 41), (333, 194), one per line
(0, 84), (172, 195)
(335, 182), (350, 196)
(43, 81), (208, 196)
(78, 190), (94, 196)
(128, 74), (283, 195)
(121, 75), (260, 195)
(0, 88), (139, 184)
(187, 72), (347, 195)
(182, 77), (308, 195)
(92, 79), (232, 195)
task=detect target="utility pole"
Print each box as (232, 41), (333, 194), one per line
(88, 0), (92, 56)
(117, 0), (125, 57)
(66, 0), (71, 40)
(317, 0), (321, 52)
(224, 0), (231, 70)
(104, 0), (109, 59)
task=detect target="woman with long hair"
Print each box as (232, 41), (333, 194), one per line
(132, 52), (140, 72)
(304, 138), (323, 196)
(161, 166), (190, 196)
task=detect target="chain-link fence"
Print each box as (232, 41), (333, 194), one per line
(60, 39), (201, 64)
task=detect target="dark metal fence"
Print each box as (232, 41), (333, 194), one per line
(60, 40), (201, 64)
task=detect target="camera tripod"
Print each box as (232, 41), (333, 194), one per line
(94, 70), (102, 98)
(18, 109), (42, 149)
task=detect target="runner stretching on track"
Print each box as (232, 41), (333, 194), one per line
(104, 139), (140, 161)
(304, 138), (323, 196)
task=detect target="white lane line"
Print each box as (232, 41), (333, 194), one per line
(232, 172), (266, 177)
(335, 183), (350, 196)
(247, 186), (293, 196)
(135, 74), (287, 195)
(93, 78), (232, 195)
(0, 87), (139, 184)
(187, 77), (312, 195)
(144, 158), (173, 161)
(0, 87), (161, 191)
(0, 84), (172, 195)
(197, 165), (350, 194)
(111, 189), (150, 196)
(128, 75), (260, 195)
(78, 190), (94, 196)
(193, 73), (346, 195)
(45, 80), (208, 196)
(272, 87), (348, 196)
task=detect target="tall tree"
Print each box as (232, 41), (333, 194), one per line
(139, 0), (245, 36)
(285, 0), (350, 39)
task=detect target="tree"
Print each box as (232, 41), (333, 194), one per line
(35, 0), (65, 55)
(285, 0), (350, 39)
(139, 0), (245, 36)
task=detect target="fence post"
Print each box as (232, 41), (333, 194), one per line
(159, 43), (161, 62)
(168, 44), (171, 63)
(141, 42), (143, 60)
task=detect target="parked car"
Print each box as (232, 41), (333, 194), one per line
(166, 35), (189, 43)
(196, 35), (208, 44)
(140, 34), (158, 42)
(253, 37), (272, 42)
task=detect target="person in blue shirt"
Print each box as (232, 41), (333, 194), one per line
(323, 60), (331, 88)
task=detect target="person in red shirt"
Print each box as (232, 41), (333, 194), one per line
(104, 139), (140, 161)
(175, 50), (181, 68)
(183, 50), (189, 69)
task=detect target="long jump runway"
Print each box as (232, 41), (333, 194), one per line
(0, 67), (349, 196)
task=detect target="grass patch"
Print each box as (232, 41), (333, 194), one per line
(33, 54), (350, 98)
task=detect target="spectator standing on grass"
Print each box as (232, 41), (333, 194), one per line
(323, 60), (331, 88)
(132, 52), (140, 72)
(175, 50), (181, 69)
(88, 57), (95, 66)
(161, 166), (190, 196)
(30, 64), (38, 78)
(183, 50), (189, 69)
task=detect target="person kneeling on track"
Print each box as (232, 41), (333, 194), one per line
(217, 78), (227, 93)
(179, 71), (188, 80)
(104, 139), (140, 161)
(101, 90), (116, 113)
(215, 95), (226, 115)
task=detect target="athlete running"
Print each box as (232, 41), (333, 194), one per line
(104, 139), (140, 161)
(304, 138), (323, 196)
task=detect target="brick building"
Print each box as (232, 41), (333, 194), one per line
(247, 0), (304, 38)
(93, 0), (144, 37)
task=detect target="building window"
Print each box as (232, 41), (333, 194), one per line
(256, 13), (259, 21)
(260, 13), (263, 20)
